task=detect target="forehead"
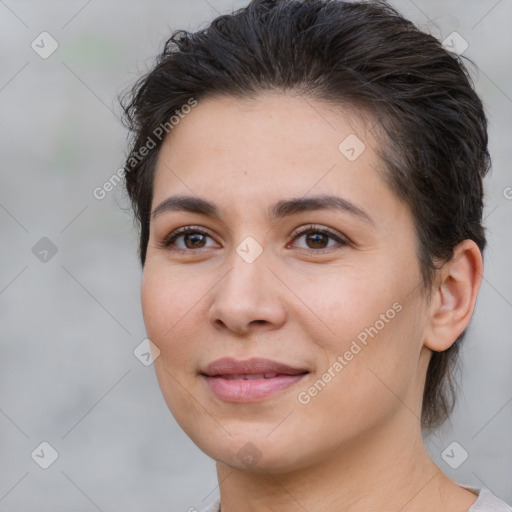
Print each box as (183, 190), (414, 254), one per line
(157, 91), (371, 161)
(150, 92), (404, 226)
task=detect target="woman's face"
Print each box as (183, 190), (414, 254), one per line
(141, 92), (432, 472)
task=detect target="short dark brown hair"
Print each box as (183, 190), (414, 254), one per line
(119, 0), (490, 430)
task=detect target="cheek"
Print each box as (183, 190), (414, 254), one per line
(141, 267), (199, 367)
(311, 298), (423, 427)
(141, 267), (205, 430)
(142, 264), (186, 336)
(302, 270), (423, 403)
(300, 270), (393, 351)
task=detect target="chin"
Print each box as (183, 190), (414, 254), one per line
(187, 423), (312, 473)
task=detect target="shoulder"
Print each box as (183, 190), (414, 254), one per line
(192, 489), (512, 512)
(195, 496), (221, 512)
(464, 486), (512, 512)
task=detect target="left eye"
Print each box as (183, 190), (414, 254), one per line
(160, 225), (347, 253)
(289, 226), (348, 252)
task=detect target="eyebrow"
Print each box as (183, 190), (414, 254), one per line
(151, 194), (375, 226)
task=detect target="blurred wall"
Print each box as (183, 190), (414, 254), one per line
(0, 1), (511, 510)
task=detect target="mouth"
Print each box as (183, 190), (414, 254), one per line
(200, 357), (310, 402)
(219, 373), (292, 380)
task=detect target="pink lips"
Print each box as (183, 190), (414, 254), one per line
(201, 357), (309, 402)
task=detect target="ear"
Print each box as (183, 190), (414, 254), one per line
(423, 239), (483, 352)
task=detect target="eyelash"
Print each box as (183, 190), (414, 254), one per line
(158, 224), (349, 254)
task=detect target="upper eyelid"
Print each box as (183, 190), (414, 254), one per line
(290, 224), (343, 239)
(163, 224), (347, 248)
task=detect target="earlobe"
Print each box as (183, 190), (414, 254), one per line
(423, 240), (483, 352)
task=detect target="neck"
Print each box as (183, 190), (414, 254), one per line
(215, 410), (474, 512)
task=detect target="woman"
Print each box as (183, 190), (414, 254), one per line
(120, 1), (511, 510)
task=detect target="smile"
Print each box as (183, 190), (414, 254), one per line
(201, 358), (310, 402)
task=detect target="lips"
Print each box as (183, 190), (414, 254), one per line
(201, 357), (309, 402)
(202, 357), (308, 376)
(222, 373), (280, 380)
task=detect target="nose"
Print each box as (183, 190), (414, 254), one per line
(207, 249), (287, 336)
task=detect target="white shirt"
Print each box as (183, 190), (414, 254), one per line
(196, 486), (512, 512)
(462, 486), (512, 512)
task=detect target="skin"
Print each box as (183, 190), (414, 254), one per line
(141, 91), (483, 512)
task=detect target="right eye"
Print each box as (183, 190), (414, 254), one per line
(158, 226), (219, 252)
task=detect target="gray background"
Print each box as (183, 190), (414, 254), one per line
(0, 0), (511, 511)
